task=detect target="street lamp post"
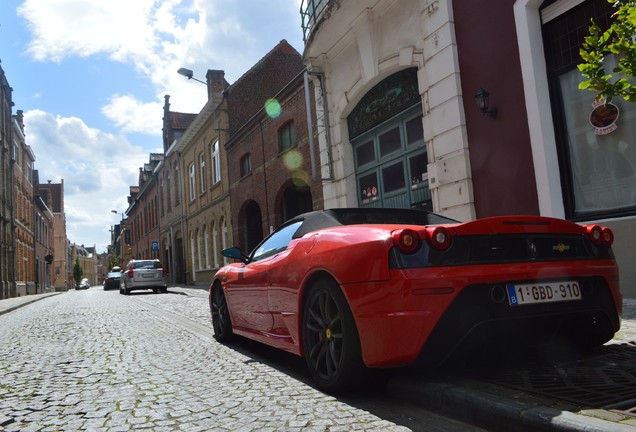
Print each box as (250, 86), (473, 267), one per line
(177, 67), (206, 85)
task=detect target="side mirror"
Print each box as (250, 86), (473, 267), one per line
(222, 247), (249, 264)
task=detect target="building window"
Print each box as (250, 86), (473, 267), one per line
(167, 174), (172, 212)
(199, 153), (206, 193)
(197, 229), (203, 270)
(212, 221), (219, 268)
(544, 0), (636, 219)
(278, 121), (296, 152)
(204, 225), (210, 269)
(160, 179), (165, 216)
(174, 163), (180, 206)
(221, 218), (228, 265)
(189, 163), (196, 201)
(240, 153), (251, 178)
(190, 232), (196, 281)
(211, 140), (221, 184)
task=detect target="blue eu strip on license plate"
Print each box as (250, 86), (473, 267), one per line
(507, 280), (582, 306)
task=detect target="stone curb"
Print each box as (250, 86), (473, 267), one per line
(387, 376), (636, 431)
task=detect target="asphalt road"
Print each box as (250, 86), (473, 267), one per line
(0, 287), (486, 431)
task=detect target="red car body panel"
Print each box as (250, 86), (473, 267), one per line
(211, 213), (622, 369)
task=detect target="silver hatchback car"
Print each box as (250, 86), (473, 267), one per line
(120, 259), (168, 295)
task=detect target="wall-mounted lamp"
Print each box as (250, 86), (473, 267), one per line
(177, 67), (206, 85)
(474, 87), (497, 119)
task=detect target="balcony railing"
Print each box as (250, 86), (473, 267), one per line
(300, 0), (332, 42)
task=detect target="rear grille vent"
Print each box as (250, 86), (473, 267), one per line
(391, 234), (612, 269)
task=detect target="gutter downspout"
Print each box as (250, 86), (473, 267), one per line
(303, 70), (317, 180)
(307, 70), (334, 181)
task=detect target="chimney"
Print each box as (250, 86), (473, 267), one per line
(206, 70), (226, 103)
(16, 110), (24, 129)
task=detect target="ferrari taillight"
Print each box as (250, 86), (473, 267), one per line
(392, 229), (421, 254)
(586, 225), (603, 246)
(601, 227), (614, 247)
(427, 226), (452, 251)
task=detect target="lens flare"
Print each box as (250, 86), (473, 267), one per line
(265, 98), (281, 118)
(283, 150), (303, 170)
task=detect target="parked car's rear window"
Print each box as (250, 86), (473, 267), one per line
(133, 261), (162, 269)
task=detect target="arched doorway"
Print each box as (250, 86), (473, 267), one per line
(281, 182), (313, 222)
(347, 68), (431, 211)
(243, 201), (263, 253)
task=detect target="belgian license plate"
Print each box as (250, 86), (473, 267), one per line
(507, 281), (581, 306)
(141, 273), (154, 278)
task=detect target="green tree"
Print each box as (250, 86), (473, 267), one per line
(73, 257), (83, 287)
(107, 254), (120, 271)
(578, 0), (636, 102)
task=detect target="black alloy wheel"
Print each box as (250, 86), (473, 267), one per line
(211, 284), (234, 342)
(302, 278), (364, 393)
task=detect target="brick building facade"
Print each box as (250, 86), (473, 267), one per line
(12, 111), (36, 296)
(224, 40), (322, 253)
(126, 153), (163, 262)
(34, 170), (54, 292)
(38, 180), (71, 291)
(157, 97), (197, 285)
(174, 70), (232, 285)
(0, 63), (15, 299)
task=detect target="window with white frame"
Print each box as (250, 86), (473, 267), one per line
(199, 153), (206, 193)
(212, 221), (219, 268)
(204, 225), (210, 269)
(197, 229), (203, 270)
(189, 163), (196, 201)
(221, 219), (228, 264)
(211, 140), (221, 184)
(190, 232), (196, 281)
(174, 163), (180, 206)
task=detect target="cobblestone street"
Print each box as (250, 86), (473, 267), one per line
(0, 288), (478, 432)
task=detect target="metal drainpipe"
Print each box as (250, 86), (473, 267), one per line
(307, 70), (334, 181)
(303, 70), (317, 180)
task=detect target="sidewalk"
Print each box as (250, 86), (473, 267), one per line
(0, 291), (63, 316)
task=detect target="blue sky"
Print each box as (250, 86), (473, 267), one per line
(0, 0), (304, 253)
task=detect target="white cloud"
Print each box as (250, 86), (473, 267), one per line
(101, 95), (164, 135)
(25, 109), (147, 250)
(13, 0), (305, 251)
(17, 0), (159, 63)
(17, 0), (303, 113)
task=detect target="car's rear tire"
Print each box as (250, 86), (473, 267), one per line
(211, 283), (234, 342)
(302, 277), (365, 393)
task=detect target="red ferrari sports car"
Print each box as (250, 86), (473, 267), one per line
(209, 208), (622, 392)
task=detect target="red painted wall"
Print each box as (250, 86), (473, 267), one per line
(453, 0), (540, 217)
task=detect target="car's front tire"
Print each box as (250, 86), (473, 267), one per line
(211, 283), (234, 342)
(302, 277), (364, 393)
